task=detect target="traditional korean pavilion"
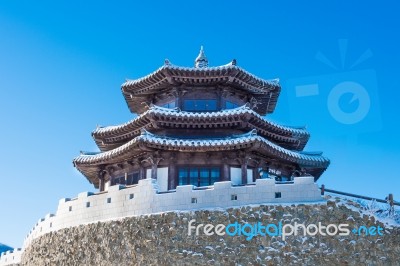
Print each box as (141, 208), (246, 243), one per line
(73, 47), (330, 192)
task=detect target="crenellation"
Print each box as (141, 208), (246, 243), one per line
(15, 176), (322, 251)
(0, 249), (22, 266)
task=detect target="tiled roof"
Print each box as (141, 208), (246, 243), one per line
(121, 63), (281, 115)
(75, 130), (329, 168)
(122, 64), (279, 93)
(92, 104), (310, 151)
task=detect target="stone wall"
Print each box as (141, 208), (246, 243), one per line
(21, 197), (400, 266)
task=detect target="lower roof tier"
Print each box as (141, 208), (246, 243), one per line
(92, 104), (310, 152)
(74, 130), (329, 186)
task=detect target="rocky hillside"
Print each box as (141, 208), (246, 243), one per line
(21, 196), (400, 265)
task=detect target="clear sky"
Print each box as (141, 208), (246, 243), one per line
(0, 1), (399, 248)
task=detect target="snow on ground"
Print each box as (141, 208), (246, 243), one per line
(324, 192), (400, 228)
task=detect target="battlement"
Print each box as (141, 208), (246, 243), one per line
(1, 176), (322, 265)
(0, 249), (22, 266)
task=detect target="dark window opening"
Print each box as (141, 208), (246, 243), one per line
(178, 167), (220, 187)
(126, 172), (139, 185)
(111, 176), (125, 186)
(231, 194), (238, 200)
(183, 99), (217, 111)
(225, 101), (239, 109)
(111, 172), (140, 186)
(275, 176), (291, 182)
(161, 101), (176, 109)
(258, 168), (269, 179)
(275, 192), (282, 198)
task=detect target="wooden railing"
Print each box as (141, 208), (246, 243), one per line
(320, 184), (399, 207)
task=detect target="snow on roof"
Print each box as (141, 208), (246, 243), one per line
(75, 129), (329, 167)
(121, 63), (279, 90)
(93, 104), (308, 136)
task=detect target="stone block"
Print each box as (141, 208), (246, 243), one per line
(176, 185), (194, 193)
(213, 181), (232, 190)
(255, 178), (275, 186)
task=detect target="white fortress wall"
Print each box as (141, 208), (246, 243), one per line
(0, 249), (22, 266)
(19, 173), (321, 252)
(2, 174), (322, 265)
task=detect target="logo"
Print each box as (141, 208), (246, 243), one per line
(286, 39), (381, 138)
(188, 219), (383, 241)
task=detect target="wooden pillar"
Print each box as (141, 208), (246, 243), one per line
(98, 170), (105, 192)
(176, 88), (186, 110)
(240, 157), (249, 185)
(216, 87), (222, 110)
(99, 178), (105, 192)
(221, 157), (231, 181)
(168, 164), (176, 190)
(168, 154), (177, 190)
(389, 194), (394, 205)
(151, 162), (158, 179)
(144, 155), (163, 179)
(253, 159), (261, 181)
(265, 166), (269, 178)
(389, 193), (394, 215)
(253, 168), (258, 182)
(139, 163), (145, 180)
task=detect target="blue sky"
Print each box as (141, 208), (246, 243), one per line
(0, 1), (399, 247)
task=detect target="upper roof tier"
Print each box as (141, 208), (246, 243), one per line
(122, 49), (281, 115)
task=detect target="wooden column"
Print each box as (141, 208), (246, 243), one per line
(151, 162), (157, 179)
(389, 193), (394, 215)
(98, 170), (106, 192)
(253, 159), (260, 182)
(144, 155), (163, 179)
(168, 154), (177, 190)
(139, 164), (145, 180)
(241, 160), (248, 184)
(236, 152), (249, 185)
(253, 168), (258, 182)
(216, 87), (222, 110)
(222, 157), (230, 181)
(134, 159), (145, 180)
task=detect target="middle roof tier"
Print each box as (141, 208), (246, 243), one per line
(92, 104), (310, 152)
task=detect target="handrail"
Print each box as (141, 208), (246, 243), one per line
(321, 185), (399, 207)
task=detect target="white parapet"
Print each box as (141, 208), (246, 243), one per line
(2, 176), (322, 261)
(0, 249), (22, 266)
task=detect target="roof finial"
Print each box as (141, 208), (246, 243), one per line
(194, 46), (208, 68)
